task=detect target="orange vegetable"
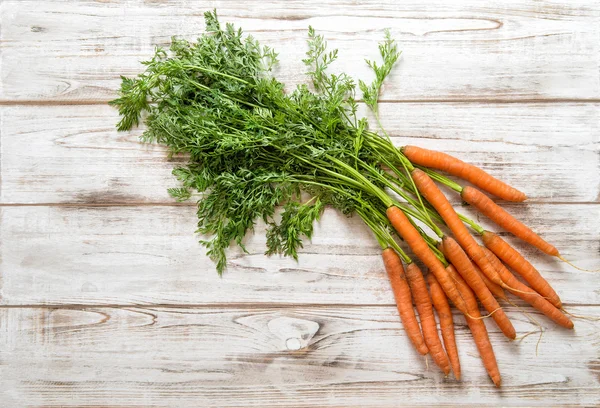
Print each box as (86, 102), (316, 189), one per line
(405, 263), (451, 375)
(427, 273), (461, 380)
(482, 231), (562, 309)
(462, 186), (558, 256)
(411, 169), (507, 289)
(482, 247), (573, 329)
(446, 265), (501, 387)
(442, 236), (515, 339)
(402, 145), (526, 202)
(382, 248), (429, 355)
(386, 206), (468, 315)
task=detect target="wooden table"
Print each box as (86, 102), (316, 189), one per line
(1, 1), (599, 406)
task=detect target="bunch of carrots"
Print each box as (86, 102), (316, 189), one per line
(381, 146), (574, 386)
(111, 11), (583, 387)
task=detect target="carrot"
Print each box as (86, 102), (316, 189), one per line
(446, 265), (501, 387)
(461, 186), (558, 256)
(482, 231), (562, 309)
(405, 263), (451, 375)
(472, 263), (506, 301)
(442, 236), (516, 339)
(482, 247), (573, 329)
(402, 145), (526, 202)
(382, 248), (429, 355)
(386, 206), (469, 315)
(410, 169), (508, 290)
(427, 273), (461, 380)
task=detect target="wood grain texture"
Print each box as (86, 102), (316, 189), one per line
(1, 103), (598, 205)
(1, 0), (599, 102)
(1, 204), (598, 306)
(0, 305), (598, 407)
(1, 0), (600, 405)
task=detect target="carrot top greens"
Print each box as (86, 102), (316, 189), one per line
(110, 10), (426, 273)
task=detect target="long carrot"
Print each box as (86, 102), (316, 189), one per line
(482, 231), (562, 309)
(386, 206), (469, 315)
(461, 186), (558, 256)
(382, 248), (429, 355)
(410, 169), (509, 290)
(482, 247), (573, 329)
(446, 265), (501, 387)
(405, 263), (451, 375)
(427, 273), (461, 380)
(442, 236), (516, 339)
(474, 263), (507, 301)
(402, 145), (526, 202)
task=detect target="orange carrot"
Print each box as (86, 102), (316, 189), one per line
(405, 263), (451, 375)
(473, 263), (507, 301)
(402, 145), (526, 202)
(442, 236), (515, 339)
(386, 206), (469, 315)
(482, 247), (573, 329)
(427, 273), (461, 380)
(446, 265), (501, 387)
(411, 169), (507, 289)
(461, 186), (558, 256)
(382, 248), (429, 355)
(482, 231), (562, 309)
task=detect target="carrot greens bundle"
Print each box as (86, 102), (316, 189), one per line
(111, 10), (576, 387)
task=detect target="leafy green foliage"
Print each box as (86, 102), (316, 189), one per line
(110, 10), (402, 274)
(266, 198), (325, 260)
(359, 29), (401, 114)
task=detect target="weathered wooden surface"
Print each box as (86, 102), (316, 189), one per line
(1, 204), (599, 306)
(1, 0), (599, 102)
(1, 0), (599, 406)
(1, 306), (599, 407)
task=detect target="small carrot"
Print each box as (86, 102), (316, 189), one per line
(427, 273), (461, 380)
(382, 248), (429, 355)
(482, 231), (562, 309)
(386, 206), (469, 315)
(410, 169), (508, 290)
(442, 236), (516, 339)
(461, 186), (558, 256)
(482, 247), (573, 329)
(405, 263), (451, 375)
(402, 145), (526, 202)
(446, 265), (501, 387)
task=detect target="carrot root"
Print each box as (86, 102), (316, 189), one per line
(402, 145), (527, 202)
(382, 248), (429, 355)
(405, 263), (451, 375)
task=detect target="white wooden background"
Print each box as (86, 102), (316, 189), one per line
(1, 0), (599, 406)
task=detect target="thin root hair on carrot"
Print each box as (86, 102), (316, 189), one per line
(561, 308), (600, 322)
(507, 298), (544, 356)
(558, 255), (600, 272)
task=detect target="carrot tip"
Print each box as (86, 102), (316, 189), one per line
(558, 255), (600, 272)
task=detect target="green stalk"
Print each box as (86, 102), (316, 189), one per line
(416, 165), (462, 193)
(355, 160), (444, 238)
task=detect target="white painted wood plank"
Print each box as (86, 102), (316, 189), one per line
(0, 305), (598, 406)
(1, 0), (599, 102)
(1, 103), (598, 204)
(1, 204), (598, 306)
